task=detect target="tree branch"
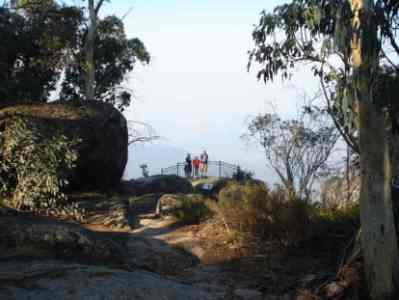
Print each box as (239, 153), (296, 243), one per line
(95, 0), (106, 16)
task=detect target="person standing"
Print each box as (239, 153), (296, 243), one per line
(192, 156), (201, 179)
(200, 152), (205, 178)
(184, 153), (192, 178)
(201, 150), (209, 178)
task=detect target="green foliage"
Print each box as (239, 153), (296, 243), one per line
(232, 166), (254, 182)
(309, 204), (359, 252)
(0, 3), (149, 111)
(0, 118), (80, 210)
(61, 15), (150, 111)
(314, 204), (359, 224)
(0, 4), (82, 103)
(248, 0), (399, 153)
(248, 0), (359, 83)
(172, 195), (213, 225)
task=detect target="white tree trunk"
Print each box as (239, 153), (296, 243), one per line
(351, 0), (399, 298)
(359, 102), (399, 299)
(85, 0), (96, 101)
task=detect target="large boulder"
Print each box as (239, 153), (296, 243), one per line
(0, 212), (131, 267)
(193, 178), (231, 199)
(0, 101), (128, 190)
(120, 175), (193, 196)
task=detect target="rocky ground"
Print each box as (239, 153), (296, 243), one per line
(0, 188), (339, 300)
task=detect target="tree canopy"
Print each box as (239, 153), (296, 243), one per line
(248, 0), (399, 153)
(0, 3), (82, 104)
(61, 15), (150, 111)
(0, 1), (150, 110)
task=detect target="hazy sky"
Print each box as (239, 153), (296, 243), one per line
(98, 0), (318, 180)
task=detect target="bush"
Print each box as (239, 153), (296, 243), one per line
(217, 182), (310, 247)
(0, 118), (79, 210)
(194, 177), (266, 199)
(232, 166), (254, 182)
(216, 181), (360, 255)
(310, 204), (360, 243)
(172, 195), (213, 225)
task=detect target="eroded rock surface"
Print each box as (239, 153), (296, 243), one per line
(0, 260), (224, 300)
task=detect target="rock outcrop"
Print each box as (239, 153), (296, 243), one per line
(0, 212), (131, 268)
(0, 101), (128, 190)
(120, 175), (193, 196)
(78, 195), (136, 230)
(0, 260), (224, 300)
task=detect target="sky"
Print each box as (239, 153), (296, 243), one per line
(96, 0), (319, 181)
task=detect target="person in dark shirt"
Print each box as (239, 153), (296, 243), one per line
(184, 153), (192, 178)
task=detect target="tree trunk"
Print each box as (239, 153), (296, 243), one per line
(359, 102), (399, 299)
(85, 0), (96, 101)
(351, 0), (399, 298)
(346, 145), (352, 204)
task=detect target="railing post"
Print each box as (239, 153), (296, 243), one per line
(161, 161), (241, 179)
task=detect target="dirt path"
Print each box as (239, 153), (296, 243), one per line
(133, 216), (205, 258)
(82, 196), (331, 299)
(124, 213), (265, 300)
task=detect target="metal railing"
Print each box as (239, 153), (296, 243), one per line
(161, 160), (238, 178)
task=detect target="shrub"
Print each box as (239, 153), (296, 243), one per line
(310, 204), (360, 244)
(172, 195), (214, 225)
(217, 182), (310, 247)
(232, 166), (254, 182)
(216, 181), (360, 256)
(0, 118), (79, 210)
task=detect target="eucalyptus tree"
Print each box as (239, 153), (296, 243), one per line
(249, 0), (399, 298)
(4, 0), (104, 101)
(84, 0), (103, 101)
(246, 108), (338, 201)
(0, 1), (82, 104)
(351, 2), (399, 299)
(1, 0), (150, 110)
(61, 14), (150, 110)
